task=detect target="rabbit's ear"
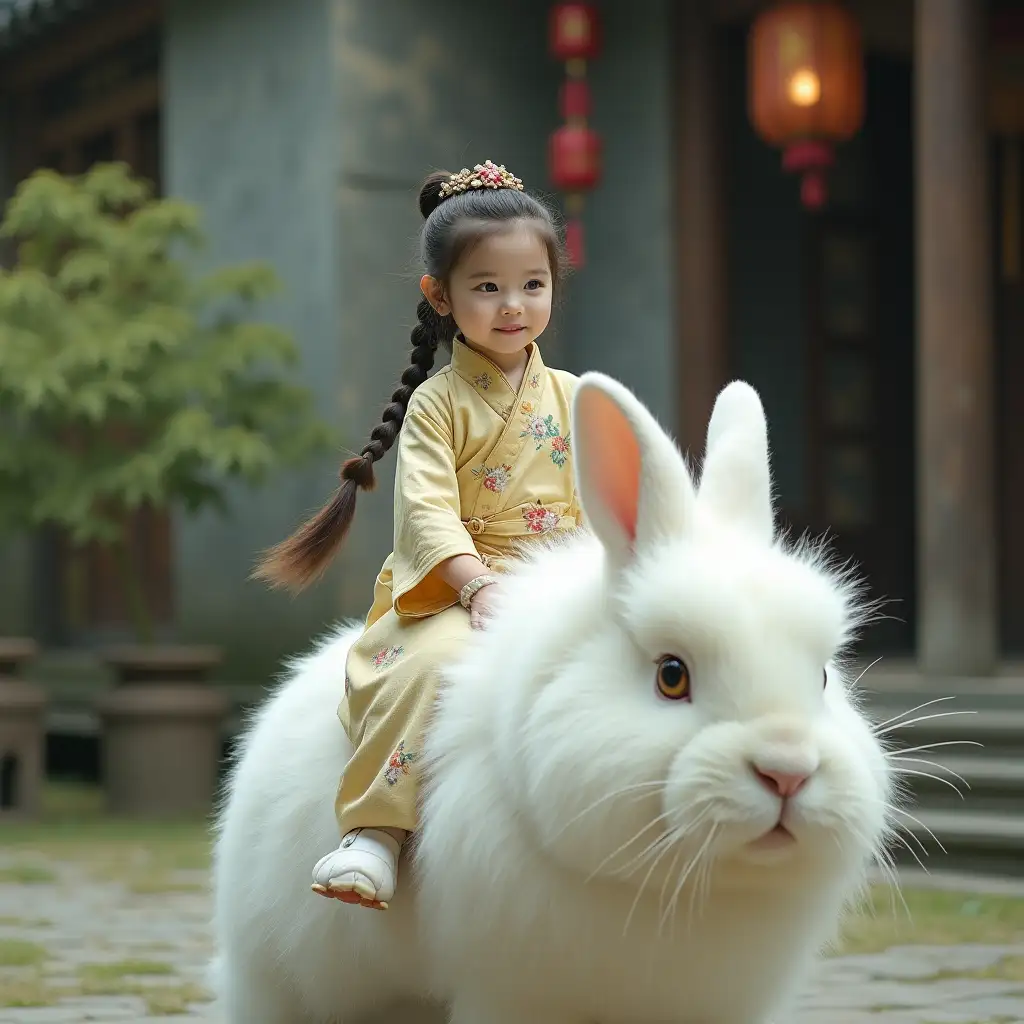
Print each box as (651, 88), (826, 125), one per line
(573, 373), (696, 569)
(698, 381), (774, 544)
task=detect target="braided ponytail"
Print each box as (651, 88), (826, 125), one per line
(252, 299), (442, 591)
(255, 162), (563, 592)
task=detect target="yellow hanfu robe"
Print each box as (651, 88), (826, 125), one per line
(335, 338), (581, 836)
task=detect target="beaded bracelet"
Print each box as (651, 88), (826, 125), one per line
(459, 574), (499, 610)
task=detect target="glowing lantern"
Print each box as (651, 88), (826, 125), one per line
(748, 1), (865, 210)
(549, 3), (602, 266)
(550, 3), (601, 63)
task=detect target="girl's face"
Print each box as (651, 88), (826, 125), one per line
(422, 223), (553, 363)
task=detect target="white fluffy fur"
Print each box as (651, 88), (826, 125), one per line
(212, 374), (893, 1024)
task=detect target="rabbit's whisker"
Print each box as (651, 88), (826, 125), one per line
(656, 842), (687, 934)
(850, 656), (885, 690)
(874, 709), (975, 737)
(885, 740), (982, 756)
(881, 825), (931, 873)
(835, 832), (911, 941)
(588, 813), (675, 884)
(552, 780), (670, 841)
(888, 766), (965, 798)
(872, 801), (946, 855)
(651, 813), (717, 935)
(622, 834), (678, 938)
(869, 694), (955, 732)
(887, 755), (969, 789)
(669, 824), (718, 937)
(692, 835), (718, 923)
(870, 845), (912, 924)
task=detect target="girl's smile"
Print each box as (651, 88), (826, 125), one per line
(421, 222), (554, 379)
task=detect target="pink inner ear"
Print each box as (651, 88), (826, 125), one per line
(580, 390), (641, 543)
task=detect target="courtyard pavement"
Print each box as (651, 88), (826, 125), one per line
(1, 852), (1023, 1023)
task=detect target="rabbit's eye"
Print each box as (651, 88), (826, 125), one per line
(656, 656), (690, 701)
(822, 667), (828, 689)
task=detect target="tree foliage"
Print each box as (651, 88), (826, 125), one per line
(0, 163), (335, 641)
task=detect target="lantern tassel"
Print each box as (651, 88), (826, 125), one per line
(566, 218), (585, 267)
(564, 193), (586, 267)
(800, 170), (828, 209)
(782, 140), (834, 211)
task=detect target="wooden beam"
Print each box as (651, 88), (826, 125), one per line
(38, 73), (159, 152)
(0, 0), (161, 92)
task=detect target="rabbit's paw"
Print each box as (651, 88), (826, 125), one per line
(310, 827), (400, 910)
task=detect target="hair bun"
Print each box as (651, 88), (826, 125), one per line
(419, 170), (452, 220)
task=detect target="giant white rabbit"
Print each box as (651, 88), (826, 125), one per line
(211, 373), (894, 1024)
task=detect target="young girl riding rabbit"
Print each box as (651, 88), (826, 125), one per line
(257, 160), (580, 910)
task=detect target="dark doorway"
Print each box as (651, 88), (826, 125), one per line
(804, 54), (916, 655)
(0, 754), (19, 809)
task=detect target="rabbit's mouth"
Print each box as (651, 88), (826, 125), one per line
(748, 822), (796, 851)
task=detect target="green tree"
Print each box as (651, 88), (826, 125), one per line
(0, 162), (335, 643)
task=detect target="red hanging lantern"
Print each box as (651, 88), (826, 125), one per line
(748, 1), (865, 210)
(550, 3), (601, 63)
(559, 78), (591, 120)
(549, 3), (602, 267)
(549, 124), (602, 193)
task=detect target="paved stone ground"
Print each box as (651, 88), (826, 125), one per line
(0, 853), (214, 1024)
(2, 854), (1024, 1023)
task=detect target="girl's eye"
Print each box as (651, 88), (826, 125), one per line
(656, 656), (691, 701)
(474, 282), (499, 292)
(525, 279), (544, 290)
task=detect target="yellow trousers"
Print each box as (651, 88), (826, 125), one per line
(335, 602), (470, 836)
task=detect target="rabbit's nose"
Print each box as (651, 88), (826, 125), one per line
(751, 765), (809, 798)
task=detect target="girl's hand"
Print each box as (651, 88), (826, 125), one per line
(469, 582), (500, 630)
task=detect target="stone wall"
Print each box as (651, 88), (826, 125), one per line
(164, 0), (678, 682)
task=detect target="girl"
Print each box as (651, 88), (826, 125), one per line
(256, 160), (581, 910)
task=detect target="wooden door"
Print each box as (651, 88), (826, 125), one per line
(799, 54), (917, 657)
(805, 211), (916, 654)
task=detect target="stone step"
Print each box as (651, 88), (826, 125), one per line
(892, 807), (1024, 879)
(893, 753), (1024, 811)
(877, 706), (1024, 758)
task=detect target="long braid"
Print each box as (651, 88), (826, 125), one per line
(254, 161), (563, 593)
(252, 299), (441, 591)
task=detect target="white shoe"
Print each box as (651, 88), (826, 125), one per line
(310, 828), (401, 910)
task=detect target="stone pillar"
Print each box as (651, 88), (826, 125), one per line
(915, 0), (996, 675)
(674, 0), (728, 460)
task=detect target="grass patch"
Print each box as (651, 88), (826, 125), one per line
(906, 954), (1024, 984)
(0, 783), (213, 887)
(0, 961), (211, 1013)
(77, 962), (210, 1015)
(839, 887), (1024, 954)
(0, 783), (212, 852)
(78, 959), (177, 985)
(0, 864), (56, 885)
(0, 973), (62, 1008)
(0, 939), (48, 968)
(140, 981), (212, 1015)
